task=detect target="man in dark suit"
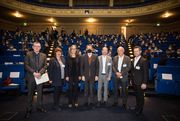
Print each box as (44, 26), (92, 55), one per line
(81, 44), (99, 108)
(131, 46), (149, 116)
(112, 46), (131, 109)
(24, 41), (47, 118)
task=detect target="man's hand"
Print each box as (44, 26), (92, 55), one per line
(141, 83), (147, 90)
(66, 77), (69, 81)
(33, 72), (41, 79)
(116, 72), (122, 78)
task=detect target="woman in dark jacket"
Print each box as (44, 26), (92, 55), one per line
(66, 45), (81, 108)
(48, 47), (65, 111)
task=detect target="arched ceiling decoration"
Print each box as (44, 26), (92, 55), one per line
(0, 0), (180, 17)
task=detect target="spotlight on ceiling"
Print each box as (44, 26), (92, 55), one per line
(157, 23), (160, 26)
(48, 17), (54, 22)
(161, 11), (173, 18)
(125, 19), (134, 23)
(86, 18), (96, 23)
(12, 11), (23, 18)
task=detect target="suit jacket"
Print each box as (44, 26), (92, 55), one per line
(112, 55), (131, 82)
(66, 56), (81, 78)
(131, 56), (149, 85)
(25, 51), (47, 82)
(81, 54), (99, 80)
(47, 57), (65, 86)
(98, 55), (112, 80)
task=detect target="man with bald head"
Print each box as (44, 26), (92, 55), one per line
(112, 46), (131, 109)
(97, 46), (112, 107)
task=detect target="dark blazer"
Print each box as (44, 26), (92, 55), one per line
(66, 56), (81, 78)
(25, 51), (47, 82)
(131, 56), (149, 85)
(47, 57), (65, 86)
(112, 55), (131, 82)
(81, 54), (99, 80)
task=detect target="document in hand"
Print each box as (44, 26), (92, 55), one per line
(35, 73), (49, 85)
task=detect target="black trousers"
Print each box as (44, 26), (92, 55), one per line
(68, 76), (79, 104)
(84, 77), (95, 104)
(114, 78), (128, 105)
(134, 85), (144, 113)
(27, 80), (43, 111)
(53, 86), (61, 107)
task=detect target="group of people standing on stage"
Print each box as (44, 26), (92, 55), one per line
(24, 41), (149, 119)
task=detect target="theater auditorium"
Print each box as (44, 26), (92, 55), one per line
(0, 0), (180, 121)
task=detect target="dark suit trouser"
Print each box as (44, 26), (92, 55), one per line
(27, 80), (43, 111)
(53, 86), (61, 107)
(114, 78), (128, 105)
(68, 76), (79, 104)
(134, 85), (144, 113)
(84, 78), (94, 104)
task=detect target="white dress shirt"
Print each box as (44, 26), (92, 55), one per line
(102, 55), (107, 74)
(134, 56), (141, 67)
(118, 55), (124, 72)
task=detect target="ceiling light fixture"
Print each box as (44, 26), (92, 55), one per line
(12, 11), (23, 18)
(86, 18), (96, 23)
(48, 17), (54, 22)
(161, 11), (173, 18)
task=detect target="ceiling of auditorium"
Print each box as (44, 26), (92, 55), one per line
(0, 0), (180, 25)
(0, 6), (179, 24)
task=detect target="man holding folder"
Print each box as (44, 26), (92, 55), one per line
(25, 41), (47, 119)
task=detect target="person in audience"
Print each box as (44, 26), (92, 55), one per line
(167, 44), (176, 58)
(130, 46), (149, 116)
(24, 41), (47, 119)
(112, 46), (131, 109)
(176, 48), (180, 58)
(66, 45), (81, 108)
(47, 47), (65, 111)
(97, 47), (112, 107)
(81, 44), (99, 109)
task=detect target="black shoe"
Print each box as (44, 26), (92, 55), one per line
(89, 103), (95, 109)
(25, 111), (31, 119)
(123, 104), (127, 110)
(84, 103), (88, 107)
(37, 107), (47, 113)
(97, 102), (101, 107)
(112, 102), (118, 107)
(103, 101), (107, 106)
(135, 111), (142, 116)
(53, 106), (61, 111)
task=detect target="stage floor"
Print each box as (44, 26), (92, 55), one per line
(0, 93), (180, 121)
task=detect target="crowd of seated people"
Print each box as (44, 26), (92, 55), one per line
(0, 27), (127, 93)
(129, 32), (180, 59)
(0, 28), (50, 55)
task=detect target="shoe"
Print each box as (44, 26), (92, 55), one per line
(135, 111), (142, 116)
(112, 102), (118, 107)
(123, 104), (127, 110)
(25, 110), (31, 119)
(36, 107), (47, 113)
(84, 103), (88, 107)
(53, 106), (61, 111)
(89, 103), (95, 109)
(103, 101), (107, 107)
(97, 102), (101, 107)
